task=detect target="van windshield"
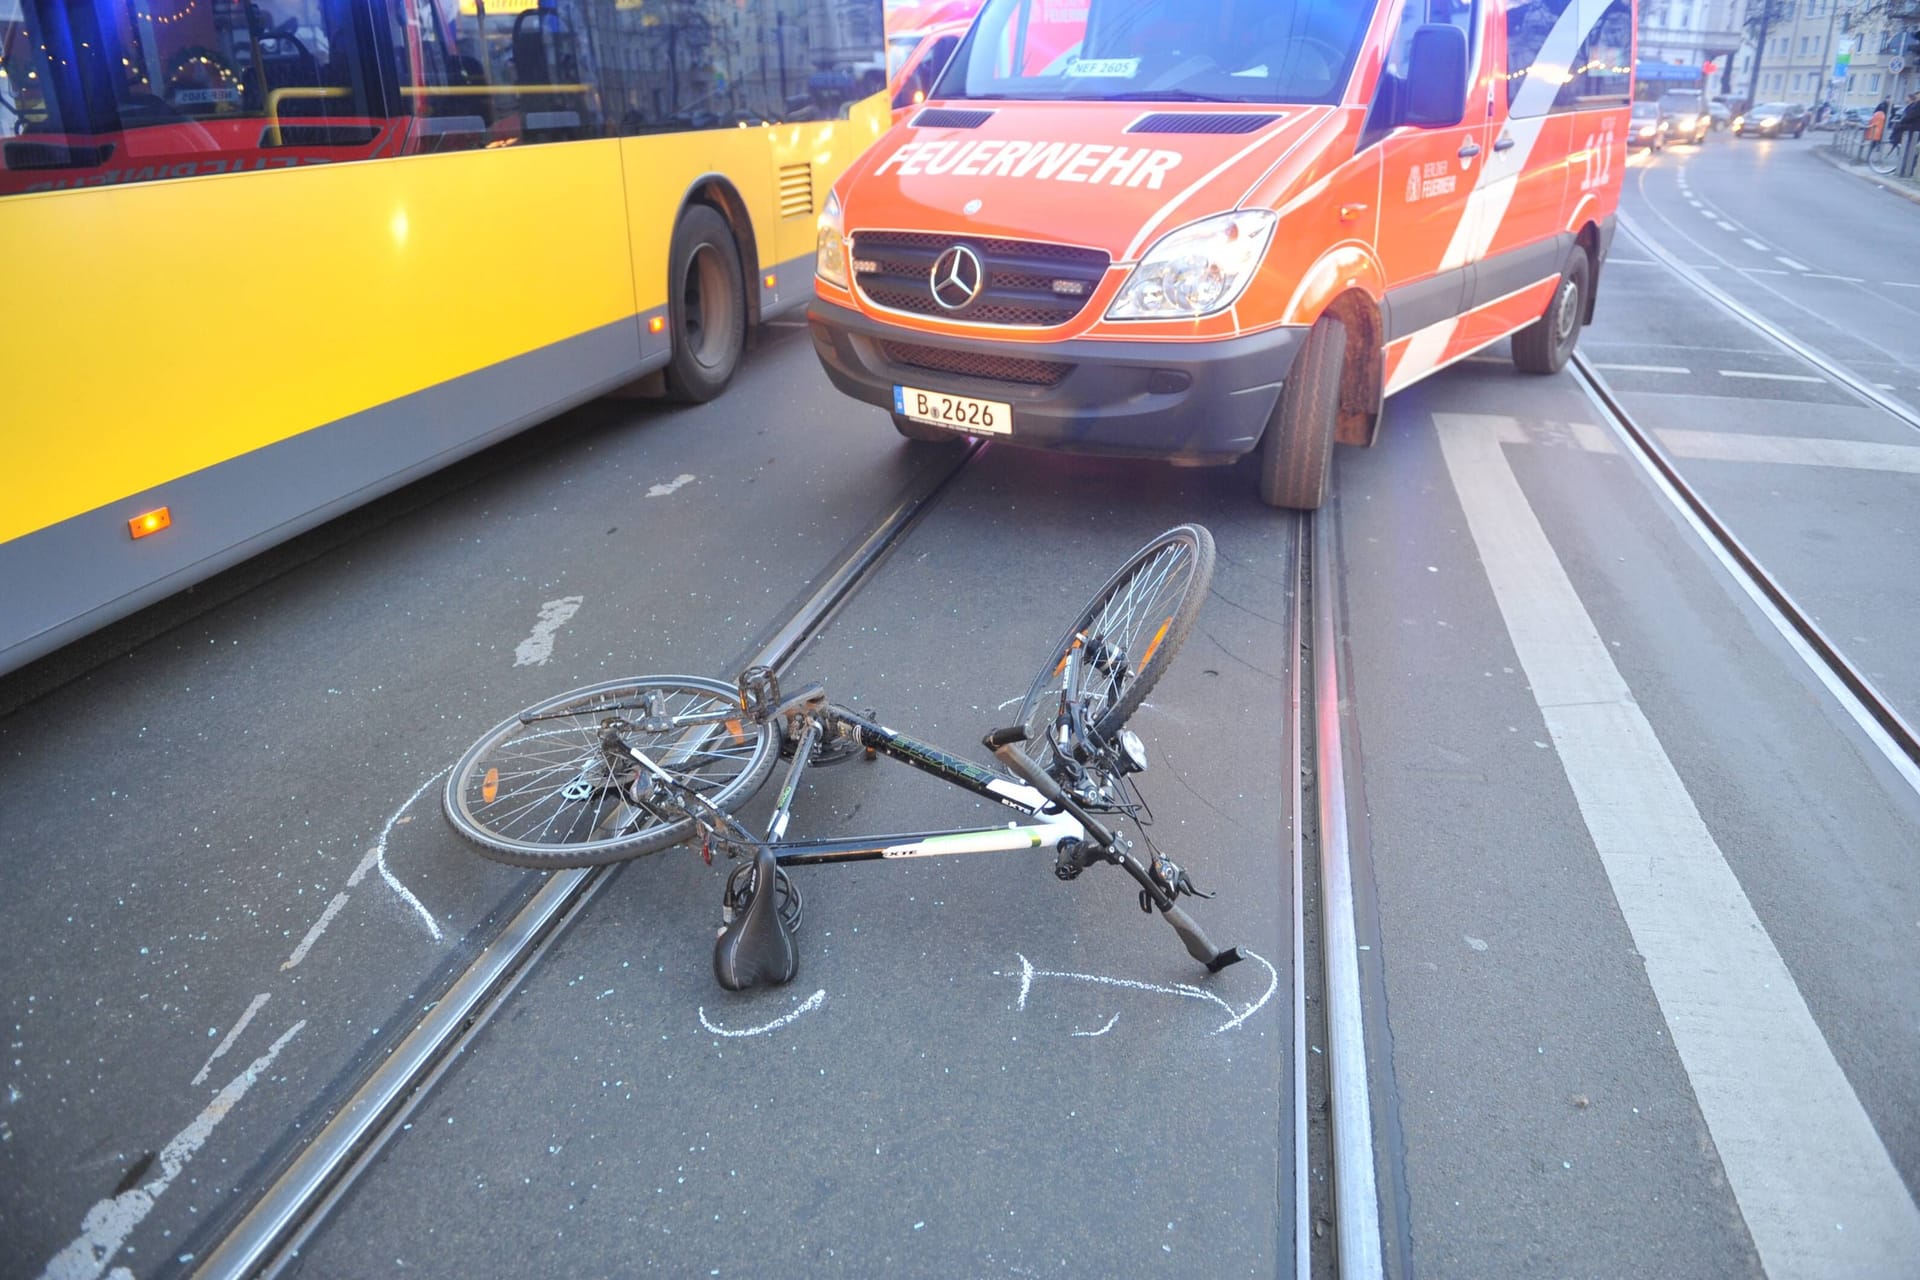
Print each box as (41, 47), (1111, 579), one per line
(935, 0), (1373, 105)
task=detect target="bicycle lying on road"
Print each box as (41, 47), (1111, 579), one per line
(442, 524), (1243, 990)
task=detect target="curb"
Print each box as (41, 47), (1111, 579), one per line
(1807, 142), (1920, 207)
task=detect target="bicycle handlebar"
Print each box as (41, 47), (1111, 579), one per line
(983, 724), (1030, 749)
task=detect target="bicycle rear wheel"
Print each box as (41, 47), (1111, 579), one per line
(1013, 524), (1216, 764)
(444, 676), (779, 869)
(1868, 142), (1900, 174)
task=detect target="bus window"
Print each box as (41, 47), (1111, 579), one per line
(1, 0), (399, 196)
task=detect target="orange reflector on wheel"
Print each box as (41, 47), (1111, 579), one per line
(726, 718), (745, 742)
(482, 767), (498, 804)
(1140, 618), (1173, 669)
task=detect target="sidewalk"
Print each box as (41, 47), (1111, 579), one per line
(1808, 132), (1920, 208)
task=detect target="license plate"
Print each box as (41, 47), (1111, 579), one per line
(892, 385), (1011, 435)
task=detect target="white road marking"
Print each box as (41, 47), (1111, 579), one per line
(1805, 273), (1866, 283)
(1697, 208), (1718, 218)
(646, 473), (696, 498)
(1592, 363), (1690, 374)
(1656, 429), (1920, 474)
(1716, 221), (1737, 231)
(40, 1021), (307, 1280)
(1436, 414), (1920, 1278)
(1776, 256), (1810, 271)
(1743, 237), (1769, 251)
(1718, 369), (1825, 383)
(697, 989), (825, 1038)
(1605, 257), (1658, 265)
(1687, 198), (1704, 207)
(513, 596), (584, 667)
(190, 993), (270, 1086)
(280, 893), (350, 971)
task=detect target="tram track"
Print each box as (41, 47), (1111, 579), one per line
(189, 442), (987, 1279)
(1569, 351), (1920, 794)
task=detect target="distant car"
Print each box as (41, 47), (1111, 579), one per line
(1708, 100), (1732, 130)
(1628, 101), (1669, 151)
(1659, 91), (1711, 144)
(1734, 101), (1809, 137)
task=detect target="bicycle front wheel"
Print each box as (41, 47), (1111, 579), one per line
(1868, 143), (1900, 174)
(444, 676), (779, 869)
(1013, 524), (1216, 762)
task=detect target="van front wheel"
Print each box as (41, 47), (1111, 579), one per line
(1512, 246), (1590, 376)
(1258, 315), (1345, 511)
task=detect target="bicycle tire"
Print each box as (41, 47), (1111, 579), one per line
(1012, 525), (1216, 766)
(1867, 144), (1899, 175)
(444, 676), (779, 869)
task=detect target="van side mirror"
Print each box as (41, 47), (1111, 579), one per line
(1404, 24), (1468, 127)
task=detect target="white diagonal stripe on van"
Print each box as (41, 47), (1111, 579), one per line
(1123, 125), (1297, 262)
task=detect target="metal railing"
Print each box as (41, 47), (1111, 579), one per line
(1827, 123), (1920, 178)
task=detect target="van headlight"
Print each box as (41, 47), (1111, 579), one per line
(1107, 210), (1277, 320)
(816, 190), (848, 289)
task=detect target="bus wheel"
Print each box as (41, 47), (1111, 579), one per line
(1258, 314), (1344, 511)
(664, 205), (747, 403)
(1512, 244), (1589, 375)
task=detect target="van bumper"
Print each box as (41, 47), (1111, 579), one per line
(807, 298), (1302, 463)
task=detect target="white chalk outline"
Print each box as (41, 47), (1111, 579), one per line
(1012, 949), (1278, 1035)
(698, 989), (827, 1038)
(1072, 1013), (1121, 1037)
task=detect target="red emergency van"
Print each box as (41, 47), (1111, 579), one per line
(811, 0), (1634, 509)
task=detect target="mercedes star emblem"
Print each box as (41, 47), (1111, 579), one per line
(930, 244), (985, 311)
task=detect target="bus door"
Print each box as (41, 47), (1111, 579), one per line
(1371, 0), (1488, 378)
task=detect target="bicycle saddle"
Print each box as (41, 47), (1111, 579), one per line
(713, 845), (799, 991)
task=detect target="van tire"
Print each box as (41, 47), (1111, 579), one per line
(664, 205), (747, 404)
(1512, 245), (1589, 376)
(1258, 315), (1344, 511)
(890, 412), (964, 444)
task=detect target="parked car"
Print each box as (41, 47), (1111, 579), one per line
(1734, 101), (1809, 137)
(1660, 91), (1711, 144)
(1629, 100), (1670, 151)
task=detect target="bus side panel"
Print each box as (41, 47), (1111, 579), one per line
(3, 140), (640, 546)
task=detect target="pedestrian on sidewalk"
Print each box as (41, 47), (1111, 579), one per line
(1892, 92), (1920, 145)
(1865, 99), (1890, 164)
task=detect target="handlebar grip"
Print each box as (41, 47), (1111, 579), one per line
(982, 724), (1029, 749)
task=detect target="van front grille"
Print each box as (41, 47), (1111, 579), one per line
(852, 232), (1109, 327)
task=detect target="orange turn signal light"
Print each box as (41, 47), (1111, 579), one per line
(129, 507), (171, 539)
(764, 273), (777, 289)
(648, 315), (667, 334)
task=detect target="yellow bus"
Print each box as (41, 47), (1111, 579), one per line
(0, 0), (889, 674)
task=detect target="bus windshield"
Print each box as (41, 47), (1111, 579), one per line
(937, 0), (1372, 105)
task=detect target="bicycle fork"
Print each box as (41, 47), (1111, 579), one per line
(983, 726), (1242, 974)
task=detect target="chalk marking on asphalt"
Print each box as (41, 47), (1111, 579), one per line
(1777, 256), (1810, 271)
(1592, 363), (1690, 374)
(1072, 1014), (1121, 1038)
(1009, 951), (1276, 1035)
(1743, 237), (1769, 251)
(513, 595), (584, 667)
(646, 473), (697, 498)
(1436, 413), (1920, 1278)
(39, 1021), (307, 1280)
(1718, 369), (1825, 382)
(697, 989), (825, 1038)
(191, 993), (270, 1086)
(370, 770), (450, 941)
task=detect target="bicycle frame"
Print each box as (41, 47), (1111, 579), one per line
(756, 705), (1084, 868)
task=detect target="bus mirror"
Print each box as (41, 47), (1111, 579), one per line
(1404, 24), (1468, 127)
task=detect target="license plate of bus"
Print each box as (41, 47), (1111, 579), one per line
(893, 385), (1011, 435)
